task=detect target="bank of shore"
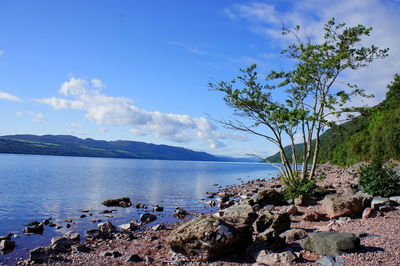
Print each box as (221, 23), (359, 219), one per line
(5, 162), (400, 265)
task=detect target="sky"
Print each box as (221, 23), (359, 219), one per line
(0, 0), (399, 157)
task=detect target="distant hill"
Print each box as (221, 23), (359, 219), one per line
(267, 74), (400, 166)
(0, 134), (258, 162)
(0, 134), (222, 161)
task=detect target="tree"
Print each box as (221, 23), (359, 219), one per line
(209, 18), (388, 192)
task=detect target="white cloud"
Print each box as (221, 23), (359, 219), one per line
(27, 111), (47, 123)
(0, 91), (23, 102)
(91, 79), (106, 89)
(129, 128), (146, 137)
(36, 77), (241, 149)
(226, 0), (400, 105)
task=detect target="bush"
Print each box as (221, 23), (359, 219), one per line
(359, 161), (400, 197)
(281, 174), (320, 200)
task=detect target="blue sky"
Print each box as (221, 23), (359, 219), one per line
(1, 0), (400, 157)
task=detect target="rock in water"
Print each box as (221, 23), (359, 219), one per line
(98, 221), (116, 233)
(0, 239), (15, 251)
(23, 223), (44, 234)
(64, 230), (80, 242)
(322, 192), (371, 219)
(168, 215), (252, 261)
(102, 197), (132, 207)
(301, 231), (360, 256)
(140, 213), (157, 224)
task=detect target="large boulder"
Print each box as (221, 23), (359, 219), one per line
(301, 231), (360, 256)
(222, 203), (258, 225)
(255, 250), (297, 264)
(98, 221), (116, 233)
(253, 211), (290, 234)
(29, 246), (53, 263)
(64, 230), (80, 243)
(168, 215), (252, 261)
(51, 236), (74, 252)
(280, 228), (308, 242)
(248, 189), (285, 208)
(23, 223), (44, 234)
(102, 197), (132, 207)
(322, 192), (371, 219)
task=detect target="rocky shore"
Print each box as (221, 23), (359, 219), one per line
(3, 162), (400, 265)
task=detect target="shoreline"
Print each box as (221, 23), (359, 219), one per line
(3, 163), (400, 265)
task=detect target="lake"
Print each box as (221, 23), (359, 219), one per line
(0, 154), (278, 263)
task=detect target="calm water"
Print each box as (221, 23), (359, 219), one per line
(0, 154), (278, 263)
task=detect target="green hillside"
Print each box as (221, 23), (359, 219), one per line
(267, 74), (400, 166)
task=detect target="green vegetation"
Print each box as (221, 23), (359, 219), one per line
(359, 161), (400, 197)
(210, 18), (388, 199)
(280, 173), (319, 200)
(268, 74), (400, 166)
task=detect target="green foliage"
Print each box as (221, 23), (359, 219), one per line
(281, 174), (320, 200)
(359, 162), (400, 197)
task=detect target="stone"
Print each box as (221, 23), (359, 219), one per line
(23, 223), (44, 234)
(322, 192), (371, 219)
(26, 221), (41, 226)
(173, 207), (188, 218)
(255, 228), (285, 251)
(284, 205), (299, 215)
(30, 246), (53, 263)
(140, 213), (157, 224)
(100, 250), (113, 257)
(379, 204), (395, 212)
(222, 203), (258, 225)
(316, 256), (346, 266)
(168, 215), (253, 261)
(126, 254), (144, 262)
(85, 229), (103, 240)
(152, 205), (164, 212)
(303, 212), (325, 222)
(64, 230), (80, 242)
(389, 196), (400, 205)
(206, 200), (216, 207)
(253, 212), (290, 234)
(0, 235), (11, 241)
(255, 250), (297, 264)
(0, 240), (15, 251)
(362, 207), (375, 218)
(248, 189), (285, 207)
(280, 228), (307, 242)
(98, 221), (116, 233)
(102, 197), (132, 207)
(371, 197), (391, 210)
(152, 223), (167, 231)
(301, 231), (360, 256)
(51, 236), (74, 252)
(119, 221), (139, 231)
(136, 203), (146, 208)
(295, 195), (317, 206)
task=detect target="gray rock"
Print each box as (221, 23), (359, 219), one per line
(173, 207), (188, 218)
(119, 221), (139, 231)
(51, 236), (74, 252)
(23, 223), (44, 234)
(64, 230), (80, 242)
(168, 215), (252, 261)
(255, 250), (297, 264)
(253, 211), (290, 234)
(379, 204), (395, 212)
(152, 223), (167, 231)
(0, 235), (11, 241)
(140, 213), (157, 224)
(152, 205), (164, 212)
(30, 246), (53, 263)
(98, 221), (116, 233)
(280, 228), (307, 242)
(248, 189), (285, 207)
(102, 197), (132, 207)
(371, 197), (391, 210)
(295, 195), (317, 206)
(85, 228), (103, 240)
(389, 196), (400, 205)
(301, 231), (360, 256)
(0, 239), (15, 251)
(222, 203), (258, 225)
(316, 256), (346, 266)
(323, 192), (371, 219)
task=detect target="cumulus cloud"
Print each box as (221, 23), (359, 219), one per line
(36, 77), (239, 149)
(225, 0), (400, 105)
(0, 91), (23, 102)
(21, 111), (47, 123)
(91, 79), (106, 89)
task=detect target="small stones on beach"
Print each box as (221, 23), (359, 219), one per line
(100, 250), (121, 258)
(140, 213), (157, 224)
(126, 254), (144, 262)
(102, 197), (132, 207)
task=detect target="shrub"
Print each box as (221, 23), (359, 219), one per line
(359, 161), (400, 197)
(281, 174), (320, 200)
